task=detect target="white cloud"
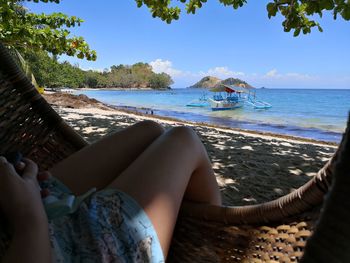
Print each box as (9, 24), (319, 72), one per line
(258, 69), (321, 87)
(263, 69), (315, 81)
(204, 67), (245, 78)
(80, 67), (106, 73)
(149, 59), (350, 88)
(265, 69), (278, 77)
(149, 59), (245, 80)
(149, 59), (184, 77)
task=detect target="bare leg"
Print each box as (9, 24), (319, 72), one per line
(108, 126), (222, 258)
(49, 120), (164, 195)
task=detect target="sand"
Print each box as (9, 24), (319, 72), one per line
(44, 93), (337, 206)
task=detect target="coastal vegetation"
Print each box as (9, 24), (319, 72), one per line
(189, 76), (253, 89)
(23, 50), (173, 89)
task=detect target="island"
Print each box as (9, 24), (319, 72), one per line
(188, 76), (253, 89)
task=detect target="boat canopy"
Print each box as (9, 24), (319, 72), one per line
(210, 84), (252, 94)
(210, 86), (227, 93)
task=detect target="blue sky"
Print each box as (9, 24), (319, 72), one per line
(25, 1), (350, 89)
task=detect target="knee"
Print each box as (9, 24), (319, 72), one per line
(136, 120), (165, 137)
(167, 126), (202, 151)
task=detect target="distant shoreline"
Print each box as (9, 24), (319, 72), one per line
(46, 87), (172, 93)
(79, 87), (154, 91)
(43, 92), (339, 146)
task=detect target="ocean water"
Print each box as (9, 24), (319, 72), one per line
(74, 88), (350, 143)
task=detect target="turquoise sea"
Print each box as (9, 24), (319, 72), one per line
(75, 88), (350, 143)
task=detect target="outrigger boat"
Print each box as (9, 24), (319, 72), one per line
(208, 86), (244, 111)
(186, 84), (272, 111)
(246, 97), (272, 109)
(186, 92), (210, 107)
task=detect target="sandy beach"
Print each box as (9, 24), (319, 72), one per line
(44, 93), (337, 206)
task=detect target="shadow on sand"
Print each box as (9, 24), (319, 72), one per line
(57, 107), (336, 206)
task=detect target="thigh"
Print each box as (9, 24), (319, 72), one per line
(108, 126), (219, 257)
(49, 120), (164, 195)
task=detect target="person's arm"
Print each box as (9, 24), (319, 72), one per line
(3, 218), (50, 263)
(0, 157), (51, 263)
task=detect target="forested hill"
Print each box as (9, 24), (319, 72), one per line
(23, 50), (173, 90)
(188, 76), (253, 89)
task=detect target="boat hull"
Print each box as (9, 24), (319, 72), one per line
(209, 99), (243, 111)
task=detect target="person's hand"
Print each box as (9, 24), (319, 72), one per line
(14, 160), (51, 198)
(38, 171), (51, 198)
(0, 157), (47, 232)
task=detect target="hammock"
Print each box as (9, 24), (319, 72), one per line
(0, 42), (349, 262)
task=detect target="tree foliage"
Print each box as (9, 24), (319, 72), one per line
(24, 51), (173, 90)
(23, 50), (85, 88)
(0, 0), (96, 60)
(102, 63), (173, 89)
(135, 0), (350, 36)
(149, 73), (174, 90)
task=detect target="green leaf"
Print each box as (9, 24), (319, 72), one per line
(133, 0), (350, 37)
(320, 0), (334, 10)
(341, 5), (350, 20)
(293, 28), (301, 36)
(267, 3), (278, 18)
(1, 0), (96, 60)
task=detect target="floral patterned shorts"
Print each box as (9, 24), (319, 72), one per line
(41, 177), (164, 263)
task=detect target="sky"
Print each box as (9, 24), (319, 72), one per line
(25, 0), (350, 89)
